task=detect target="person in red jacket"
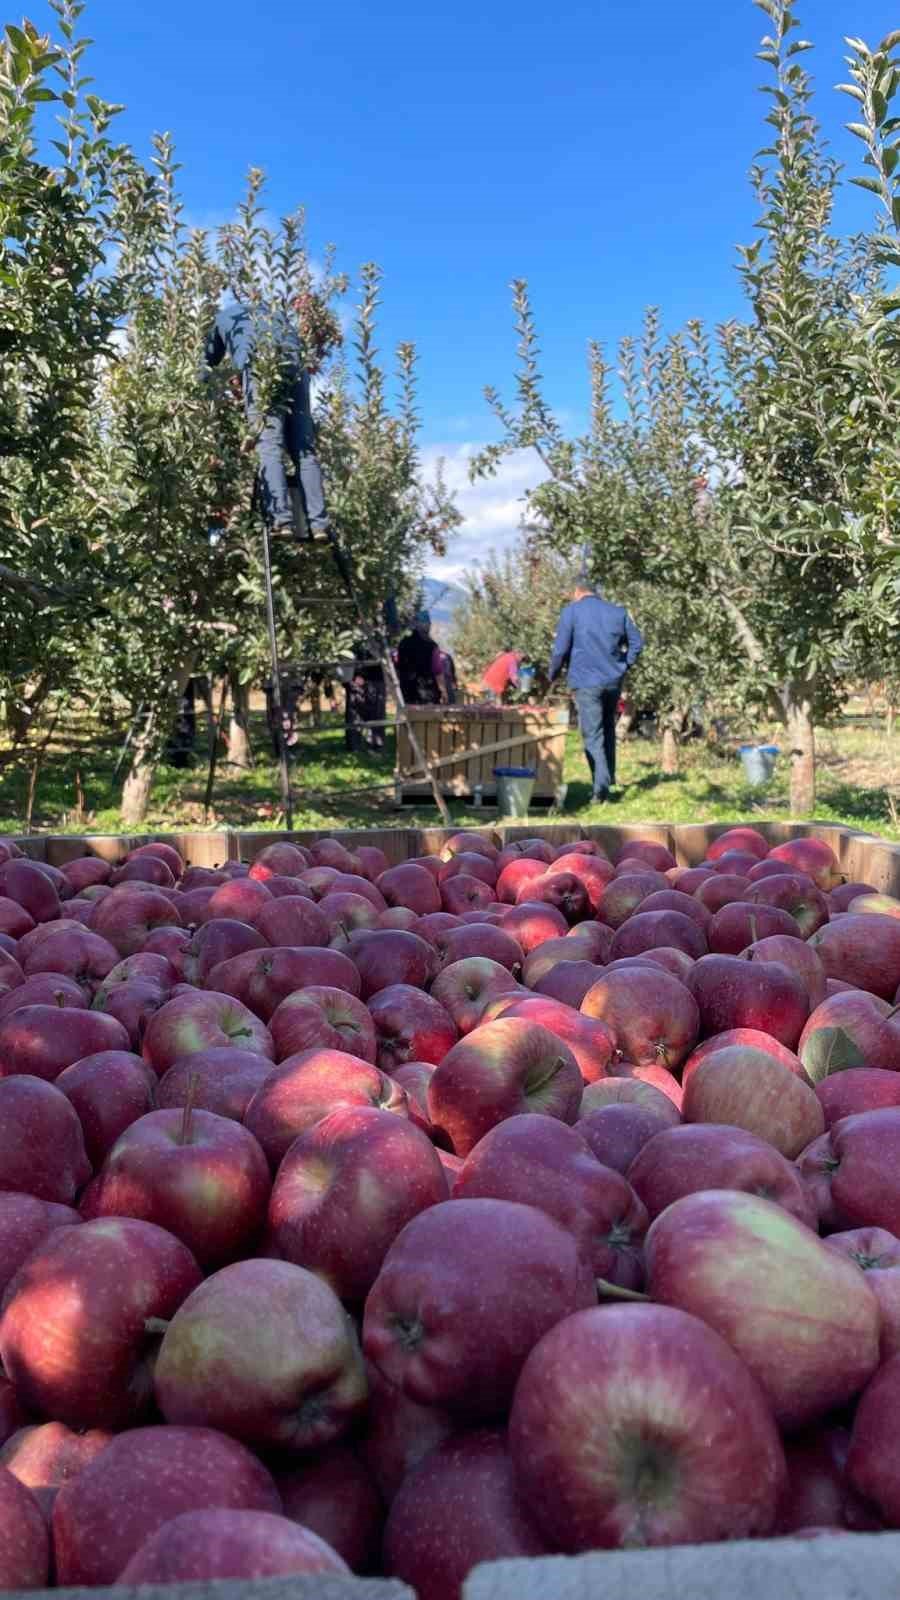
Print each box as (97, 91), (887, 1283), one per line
(481, 649), (522, 704)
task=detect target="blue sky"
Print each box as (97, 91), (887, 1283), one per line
(79, 0), (896, 578)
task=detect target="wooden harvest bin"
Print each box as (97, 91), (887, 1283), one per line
(395, 704), (570, 803)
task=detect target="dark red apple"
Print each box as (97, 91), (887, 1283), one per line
(56, 1050), (157, 1165)
(748, 874), (829, 937)
(428, 1019), (583, 1156)
(155, 1048), (274, 1122)
(62, 858), (112, 894)
(255, 895), (329, 948)
(384, 1429), (547, 1600)
(496, 901), (568, 953)
(610, 909), (707, 961)
(431, 957), (521, 1036)
(91, 888), (181, 955)
(629, 1123), (816, 1224)
(809, 913), (900, 1000)
(0, 1192), (80, 1298)
(0, 1422), (112, 1522)
(768, 838), (843, 891)
(829, 881), (878, 912)
(270, 984), (377, 1063)
(274, 1444), (383, 1573)
(0, 1076), (91, 1202)
(798, 991), (900, 1081)
(363, 1197), (593, 1417)
(695, 874), (752, 914)
(0, 1217), (201, 1430)
(775, 1425), (881, 1536)
(142, 990), (274, 1075)
(249, 841), (310, 879)
(51, 1424), (281, 1587)
(597, 872), (670, 928)
(206, 877), (273, 926)
(578, 1101), (676, 1174)
(0, 974), (86, 1020)
(81, 1104), (271, 1268)
(368, 984), (458, 1069)
(682, 1045), (824, 1157)
(119, 1508), (348, 1583)
(0, 1003), (130, 1082)
(347, 929), (438, 1000)
(0, 861), (59, 924)
(581, 967), (699, 1073)
(493, 995), (614, 1084)
(509, 1303), (785, 1551)
(0, 1462), (49, 1588)
(532, 959), (606, 1010)
(179, 918), (266, 985)
(244, 1048), (409, 1169)
(687, 954), (809, 1048)
(816, 1068), (900, 1127)
(708, 827), (769, 861)
(377, 863), (441, 917)
(266, 1106), (449, 1302)
(0, 899), (35, 939)
(741, 935), (827, 1009)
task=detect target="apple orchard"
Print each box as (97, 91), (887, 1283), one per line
(2, 2), (900, 822)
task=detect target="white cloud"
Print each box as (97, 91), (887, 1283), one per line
(420, 443), (547, 583)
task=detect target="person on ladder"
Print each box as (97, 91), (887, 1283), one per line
(202, 297), (330, 544)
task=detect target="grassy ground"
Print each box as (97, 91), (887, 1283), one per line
(1, 698), (898, 839)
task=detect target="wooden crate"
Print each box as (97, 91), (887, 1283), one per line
(395, 705), (570, 803)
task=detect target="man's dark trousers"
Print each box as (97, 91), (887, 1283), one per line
(574, 686), (620, 798)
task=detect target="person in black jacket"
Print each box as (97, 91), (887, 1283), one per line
(396, 612), (442, 706)
(549, 580), (643, 802)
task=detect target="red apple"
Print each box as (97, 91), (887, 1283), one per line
(613, 839), (675, 872)
(578, 1101), (677, 1174)
(51, 1424), (281, 1587)
(155, 1048), (274, 1122)
(318, 891), (380, 946)
(175, 887), (218, 925)
(494, 995), (614, 1083)
(682, 1045), (824, 1157)
(668, 866), (717, 894)
(261, 874), (315, 899)
(129, 841), (185, 879)
(522, 933), (604, 987)
(518, 871), (590, 926)
(497, 858), (548, 904)
(708, 827), (769, 861)
(440, 874), (496, 915)
(695, 874), (752, 914)
(439, 853), (498, 888)
(628, 1123), (816, 1225)
(255, 895), (329, 948)
(607, 1058), (684, 1109)
(354, 844), (390, 881)
(710, 849), (764, 878)
(384, 1429), (547, 1600)
(0, 861), (59, 924)
(363, 1197), (593, 1416)
(0, 1192), (80, 1298)
(428, 1019), (583, 1156)
(112, 856), (176, 890)
(637, 889), (711, 929)
(768, 838), (843, 891)
(0, 899), (36, 939)
(274, 1444), (383, 1572)
(119, 1508), (348, 1583)
(453, 1114), (647, 1287)
(249, 842), (310, 879)
(431, 957), (521, 1036)
(309, 839), (358, 873)
(298, 866), (339, 900)
(243, 1048), (409, 1169)
(846, 1355), (900, 1525)
(81, 1104), (271, 1268)
(829, 881), (878, 912)
(270, 984), (377, 1063)
(687, 954), (809, 1047)
(267, 1105), (449, 1303)
(824, 1228), (900, 1360)
(143, 925), (193, 968)
(368, 984), (458, 1069)
(597, 872), (670, 928)
(610, 909), (707, 961)
(742, 935), (826, 1009)
(0, 1463), (49, 1588)
(359, 1364), (458, 1506)
(442, 831), (500, 863)
(21, 927), (121, 999)
(644, 1190), (880, 1427)
(91, 978), (168, 1049)
(532, 959), (605, 1010)
(0, 1423), (112, 1522)
(413, 912), (464, 947)
(377, 863), (441, 917)
(496, 839), (554, 871)
(212, 948), (362, 1023)
(775, 1425), (881, 1535)
(823, 1109), (900, 1235)
(497, 901), (568, 953)
(62, 858), (112, 894)
(206, 878), (273, 926)
(798, 991), (900, 1081)
(391, 1061), (437, 1137)
(681, 1027), (807, 1087)
(91, 887), (182, 954)
(56, 1050), (157, 1165)
(816, 1067), (900, 1127)
(796, 1131), (851, 1230)
(0, 974), (86, 1020)
(545, 853), (615, 913)
(581, 967), (699, 1073)
(181, 867), (229, 891)
(509, 1302), (785, 1552)
(708, 901), (801, 954)
(810, 913), (900, 1000)
(0, 1217), (201, 1430)
(0, 1002), (131, 1084)
(436, 923), (523, 974)
(155, 1256), (367, 1449)
(0, 1077), (90, 1203)
(347, 929), (438, 1000)
(142, 989), (274, 1075)
(179, 918), (267, 985)
(748, 874), (829, 937)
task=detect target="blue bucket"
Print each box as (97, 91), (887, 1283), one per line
(739, 744), (780, 786)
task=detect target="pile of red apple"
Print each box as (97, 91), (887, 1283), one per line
(1, 824), (900, 1595)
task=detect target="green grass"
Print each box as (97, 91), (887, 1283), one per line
(1, 702), (898, 840)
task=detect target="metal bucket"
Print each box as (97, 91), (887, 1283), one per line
(494, 766), (536, 818)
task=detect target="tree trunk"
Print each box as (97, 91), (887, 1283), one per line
(661, 725), (680, 775)
(785, 689), (816, 816)
(227, 677), (254, 769)
(121, 665), (193, 826)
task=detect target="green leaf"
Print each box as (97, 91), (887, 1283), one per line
(4, 23), (30, 52)
(850, 175), (884, 195)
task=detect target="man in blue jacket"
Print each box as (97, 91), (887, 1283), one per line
(548, 579), (644, 803)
